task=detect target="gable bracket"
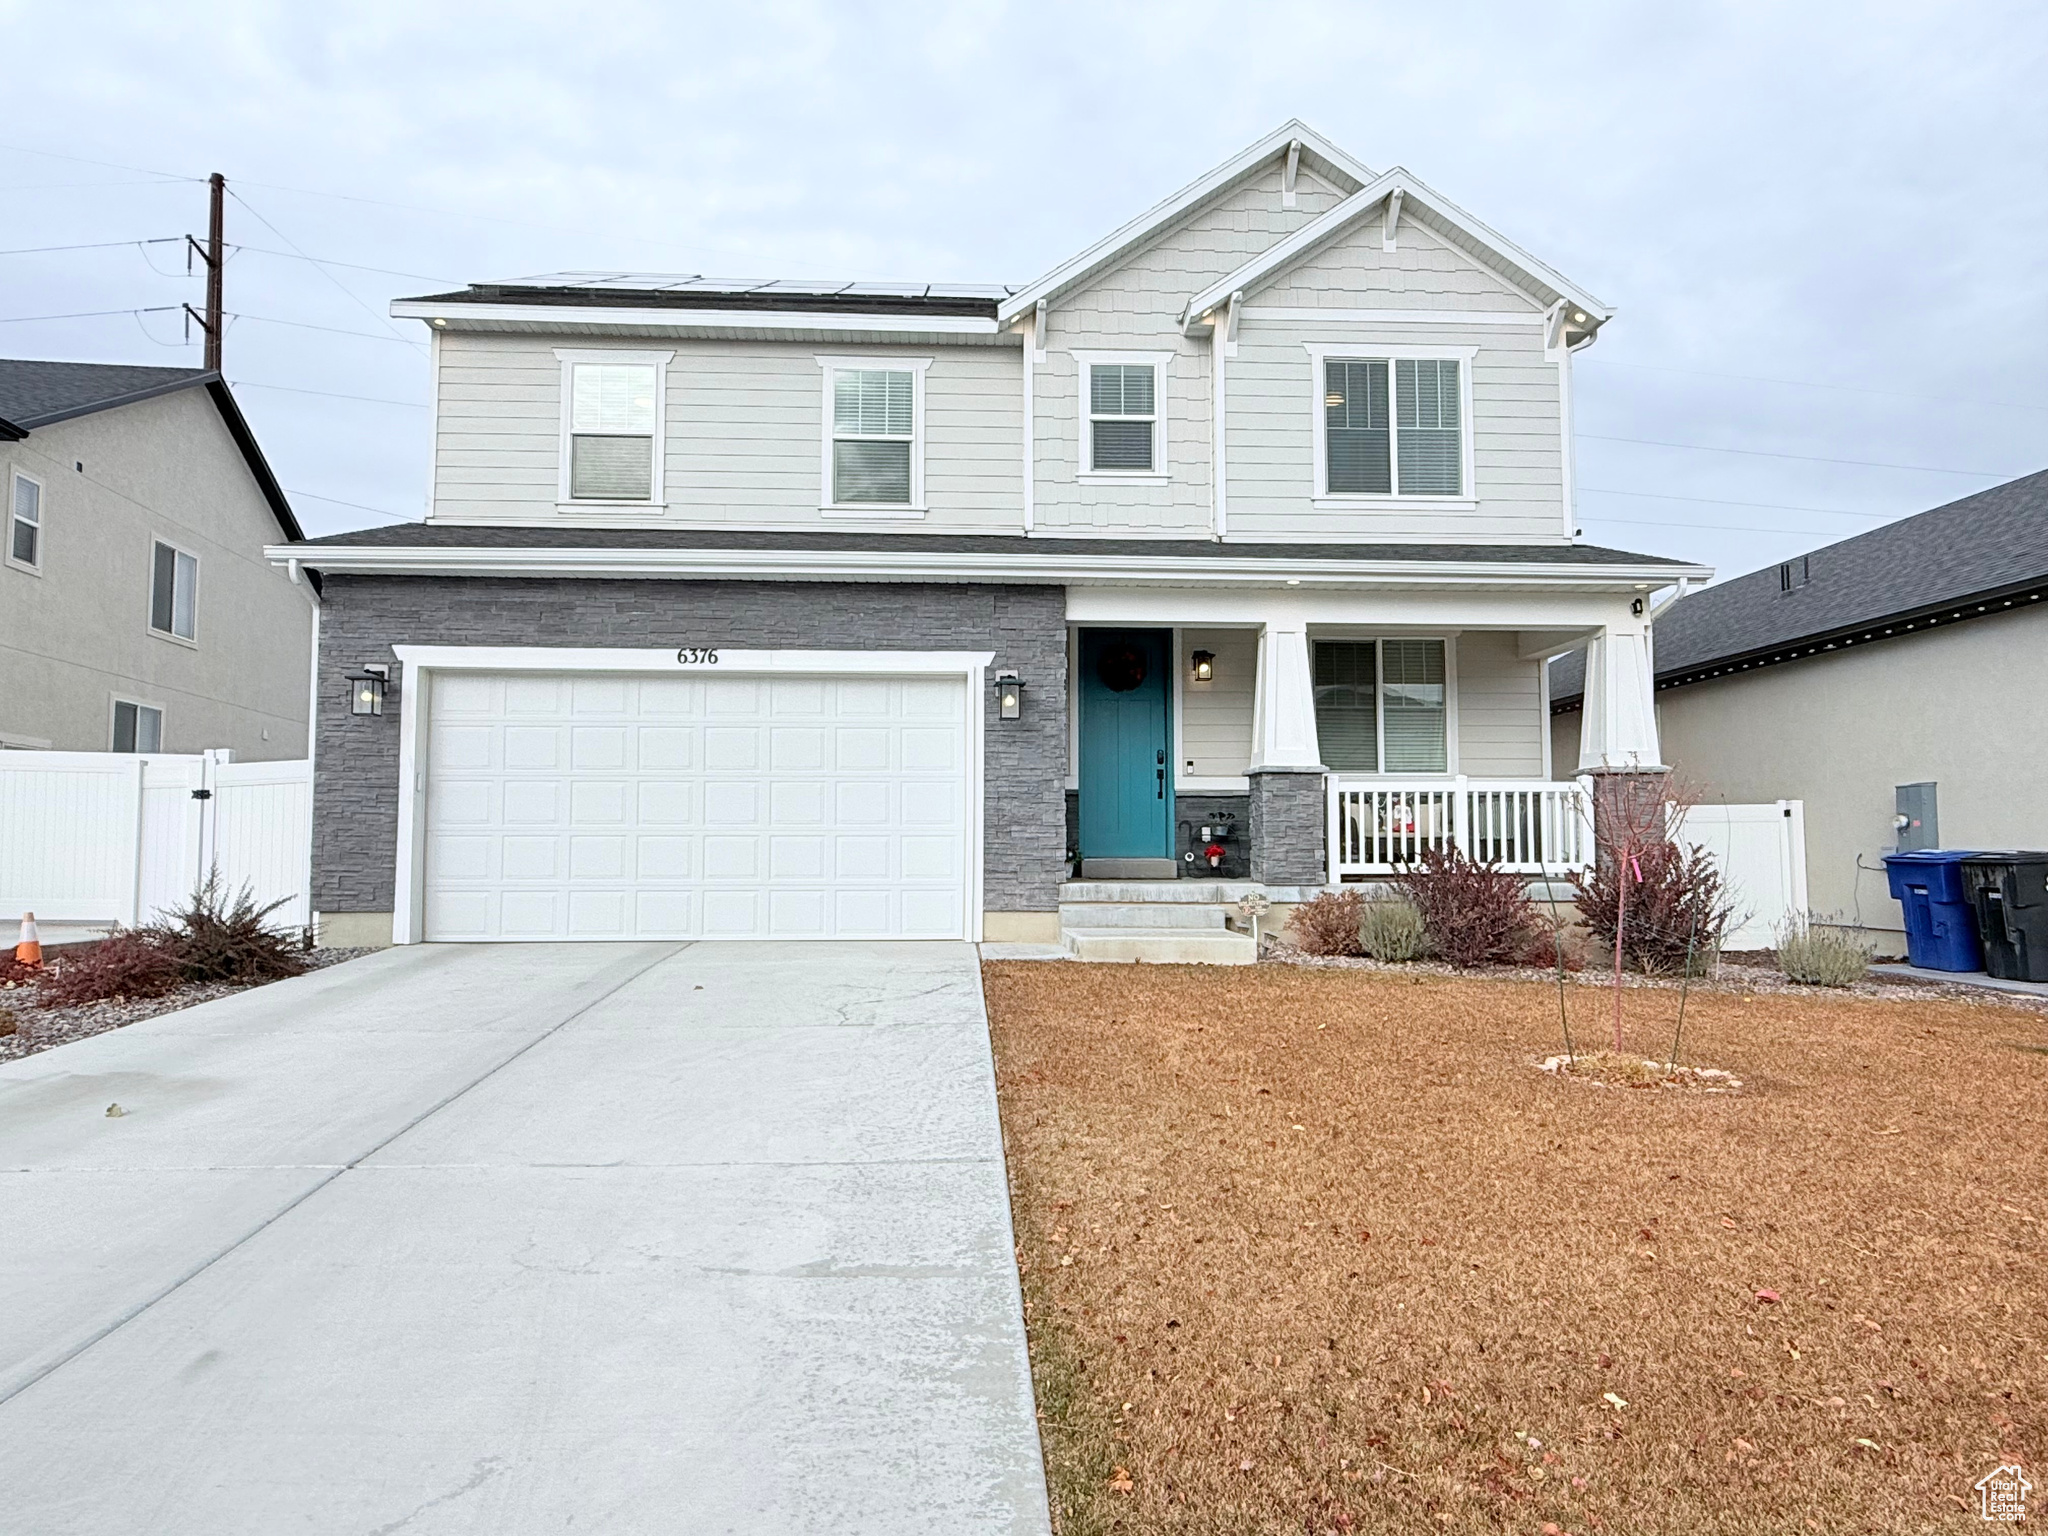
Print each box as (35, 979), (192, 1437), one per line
(1282, 139), (1302, 210)
(1382, 189), (1403, 252)
(1033, 299), (1047, 362)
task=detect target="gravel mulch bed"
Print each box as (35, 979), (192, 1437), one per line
(0, 947), (377, 1065)
(984, 960), (2048, 1534)
(1259, 936), (2048, 1013)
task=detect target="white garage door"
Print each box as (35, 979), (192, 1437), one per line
(422, 670), (969, 941)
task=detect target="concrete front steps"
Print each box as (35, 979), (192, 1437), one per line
(1057, 880), (1270, 965)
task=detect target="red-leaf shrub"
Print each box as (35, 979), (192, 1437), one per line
(1572, 839), (1735, 975)
(0, 955), (41, 987)
(1288, 888), (1365, 957)
(1396, 846), (1534, 967)
(35, 932), (184, 1007)
(1518, 918), (1587, 972)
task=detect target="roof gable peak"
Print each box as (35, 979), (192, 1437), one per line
(996, 121), (1373, 326)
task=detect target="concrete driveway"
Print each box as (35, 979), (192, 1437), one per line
(0, 942), (1049, 1534)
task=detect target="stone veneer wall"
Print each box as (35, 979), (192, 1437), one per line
(312, 576), (1068, 915)
(1247, 769), (1328, 885)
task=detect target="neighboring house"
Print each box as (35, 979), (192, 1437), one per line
(270, 121), (1706, 950)
(0, 360), (312, 758)
(1550, 469), (2048, 944)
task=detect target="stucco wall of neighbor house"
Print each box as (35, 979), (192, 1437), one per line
(0, 389), (313, 757)
(1552, 605), (2048, 940)
(310, 576), (1068, 923)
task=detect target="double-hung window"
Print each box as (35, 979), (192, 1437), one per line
(1315, 350), (1470, 499)
(1312, 638), (1449, 773)
(556, 349), (670, 505)
(7, 470), (40, 571)
(819, 357), (929, 511)
(149, 540), (198, 642)
(112, 700), (163, 754)
(1077, 353), (1168, 477)
(1089, 363), (1156, 472)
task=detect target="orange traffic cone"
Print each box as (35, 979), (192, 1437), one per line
(14, 911), (41, 967)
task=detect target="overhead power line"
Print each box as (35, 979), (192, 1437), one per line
(232, 380), (427, 409)
(1577, 432), (2019, 478)
(1588, 357), (2048, 416)
(0, 305), (178, 325)
(284, 488), (421, 522)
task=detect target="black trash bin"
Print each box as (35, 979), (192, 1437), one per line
(1959, 853), (2048, 983)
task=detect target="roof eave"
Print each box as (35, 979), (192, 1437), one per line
(389, 300), (1001, 338)
(9, 371), (213, 431)
(267, 540), (1709, 592)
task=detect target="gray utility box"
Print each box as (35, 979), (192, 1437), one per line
(1895, 782), (1939, 851)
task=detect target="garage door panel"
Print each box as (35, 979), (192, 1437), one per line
(423, 670), (968, 941)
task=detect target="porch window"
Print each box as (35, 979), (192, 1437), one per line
(1313, 638), (1447, 773)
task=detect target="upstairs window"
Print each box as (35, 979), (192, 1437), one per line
(1315, 350), (1470, 500)
(569, 363), (658, 500)
(1089, 363), (1156, 472)
(149, 540), (198, 641)
(7, 470), (39, 570)
(832, 367), (915, 504)
(1313, 638), (1449, 774)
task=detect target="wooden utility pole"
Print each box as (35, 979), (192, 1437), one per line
(184, 173), (225, 371)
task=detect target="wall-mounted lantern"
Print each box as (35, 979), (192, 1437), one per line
(348, 663), (390, 717)
(993, 669), (1025, 720)
(1191, 650), (1215, 683)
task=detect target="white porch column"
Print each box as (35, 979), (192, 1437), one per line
(1248, 620), (1324, 770)
(1575, 621), (1665, 772)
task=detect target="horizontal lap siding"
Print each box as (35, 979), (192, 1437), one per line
(1227, 216), (1562, 543)
(432, 333), (1024, 531)
(1456, 631), (1545, 777)
(1178, 628), (1257, 780)
(1034, 166), (1340, 536)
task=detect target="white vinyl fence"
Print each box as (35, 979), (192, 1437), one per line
(1673, 800), (1808, 950)
(0, 750), (311, 932)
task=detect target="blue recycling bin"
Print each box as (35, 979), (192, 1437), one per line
(1883, 850), (1985, 971)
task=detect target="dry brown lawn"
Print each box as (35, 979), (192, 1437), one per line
(983, 961), (2047, 1535)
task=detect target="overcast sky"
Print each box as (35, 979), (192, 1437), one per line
(3, 0), (2043, 582)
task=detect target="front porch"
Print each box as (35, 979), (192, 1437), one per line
(1060, 583), (1667, 892)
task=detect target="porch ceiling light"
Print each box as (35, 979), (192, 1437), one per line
(993, 669), (1025, 721)
(1191, 650), (1215, 682)
(348, 664), (389, 717)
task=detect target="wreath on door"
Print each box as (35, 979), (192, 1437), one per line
(1096, 641), (1147, 693)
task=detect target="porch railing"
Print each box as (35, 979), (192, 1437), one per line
(1326, 776), (1594, 879)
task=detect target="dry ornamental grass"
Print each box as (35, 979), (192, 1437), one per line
(983, 961), (2047, 1535)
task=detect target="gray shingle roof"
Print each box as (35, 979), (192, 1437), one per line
(1551, 467), (2048, 704)
(288, 523), (1693, 566)
(0, 359), (210, 432)
(0, 359), (302, 542)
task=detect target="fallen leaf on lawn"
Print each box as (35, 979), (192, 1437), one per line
(1239, 1457), (1255, 1471)
(1755, 1289), (1781, 1304)
(1603, 1392), (1628, 1410)
(1854, 1437), (1881, 1452)
(1107, 1466), (1134, 1493)
(1733, 1437), (1755, 1453)
(1721, 1217), (1738, 1229)
(105, 1103), (128, 1118)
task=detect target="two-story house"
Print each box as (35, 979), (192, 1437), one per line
(272, 122), (1707, 952)
(2, 361), (313, 758)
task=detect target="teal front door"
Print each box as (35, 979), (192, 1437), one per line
(1078, 629), (1173, 860)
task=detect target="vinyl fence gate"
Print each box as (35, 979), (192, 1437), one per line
(0, 750), (312, 933)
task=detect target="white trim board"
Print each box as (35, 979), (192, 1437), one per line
(385, 645), (994, 947)
(1243, 307), (1544, 326)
